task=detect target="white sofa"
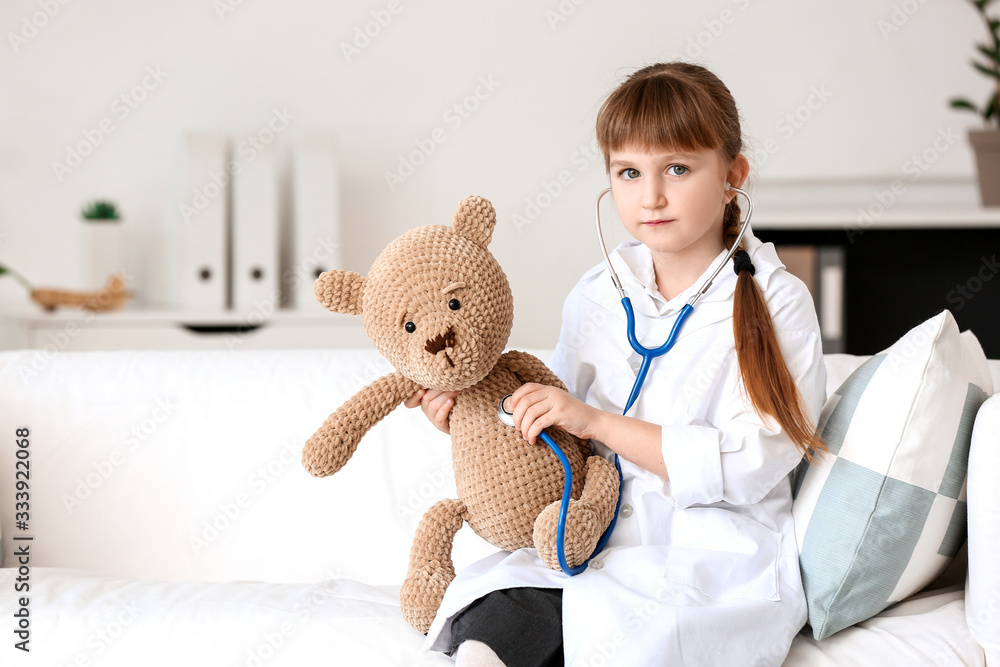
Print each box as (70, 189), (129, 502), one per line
(0, 347), (996, 666)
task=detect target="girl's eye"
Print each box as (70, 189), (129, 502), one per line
(448, 299), (461, 311)
(404, 321), (416, 333)
(667, 165), (689, 176)
(620, 168), (641, 180)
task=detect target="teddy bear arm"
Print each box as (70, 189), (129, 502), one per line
(499, 350), (568, 391)
(302, 372), (421, 477)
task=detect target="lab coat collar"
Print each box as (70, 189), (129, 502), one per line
(580, 228), (785, 319)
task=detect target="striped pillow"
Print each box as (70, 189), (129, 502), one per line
(792, 310), (993, 640)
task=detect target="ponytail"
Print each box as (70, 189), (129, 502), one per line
(724, 201), (827, 462)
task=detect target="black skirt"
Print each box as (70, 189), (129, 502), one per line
(449, 587), (564, 667)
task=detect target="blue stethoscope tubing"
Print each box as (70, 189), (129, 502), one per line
(537, 429), (591, 575)
(503, 185), (754, 576)
(498, 398), (596, 575)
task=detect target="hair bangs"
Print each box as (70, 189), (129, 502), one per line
(597, 67), (733, 171)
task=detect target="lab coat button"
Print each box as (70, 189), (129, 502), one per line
(619, 504), (633, 518)
(589, 558), (604, 570)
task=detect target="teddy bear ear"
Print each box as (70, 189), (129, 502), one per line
(452, 195), (497, 248)
(314, 270), (365, 315)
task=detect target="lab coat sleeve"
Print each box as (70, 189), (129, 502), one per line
(660, 273), (827, 509)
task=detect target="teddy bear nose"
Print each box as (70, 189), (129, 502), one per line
(424, 326), (457, 365)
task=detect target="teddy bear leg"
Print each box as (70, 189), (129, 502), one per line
(401, 497), (467, 633)
(533, 456), (620, 571)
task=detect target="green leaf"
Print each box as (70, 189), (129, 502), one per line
(951, 97), (980, 112)
(978, 44), (1000, 65)
(0, 264), (33, 290)
(985, 92), (999, 120)
(80, 199), (120, 220)
(973, 60), (1000, 79)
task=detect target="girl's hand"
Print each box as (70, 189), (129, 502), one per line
(508, 383), (601, 445)
(404, 389), (459, 434)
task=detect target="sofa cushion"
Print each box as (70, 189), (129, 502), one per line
(0, 349), (495, 584)
(784, 585), (985, 666)
(967, 393), (1000, 666)
(0, 567), (453, 667)
(792, 310), (993, 639)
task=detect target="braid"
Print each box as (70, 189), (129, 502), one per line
(727, 200), (827, 461)
(722, 199), (742, 251)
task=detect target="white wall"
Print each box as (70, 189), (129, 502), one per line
(0, 0), (985, 347)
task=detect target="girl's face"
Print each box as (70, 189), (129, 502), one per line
(608, 146), (741, 270)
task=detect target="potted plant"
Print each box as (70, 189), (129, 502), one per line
(80, 199), (125, 290)
(951, 0), (1000, 205)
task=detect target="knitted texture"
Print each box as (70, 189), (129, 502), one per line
(400, 498), (467, 632)
(304, 195), (620, 633)
(533, 456), (620, 571)
(302, 372), (420, 477)
(314, 270), (364, 315)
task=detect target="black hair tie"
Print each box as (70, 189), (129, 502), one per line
(733, 249), (755, 276)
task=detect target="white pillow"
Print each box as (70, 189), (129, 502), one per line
(967, 393), (1000, 666)
(792, 310), (992, 640)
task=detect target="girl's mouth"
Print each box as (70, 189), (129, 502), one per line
(643, 219), (674, 226)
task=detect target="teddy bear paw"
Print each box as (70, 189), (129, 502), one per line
(533, 499), (605, 571)
(533, 456), (620, 572)
(400, 566), (455, 634)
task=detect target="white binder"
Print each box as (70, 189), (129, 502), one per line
(291, 133), (341, 312)
(178, 133), (230, 311)
(232, 147), (279, 313)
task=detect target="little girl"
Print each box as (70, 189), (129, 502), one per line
(406, 61), (827, 667)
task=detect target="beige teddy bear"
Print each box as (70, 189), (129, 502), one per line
(302, 195), (620, 633)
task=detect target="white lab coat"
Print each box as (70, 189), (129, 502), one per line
(425, 231), (827, 666)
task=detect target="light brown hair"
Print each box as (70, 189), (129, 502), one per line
(596, 62), (825, 460)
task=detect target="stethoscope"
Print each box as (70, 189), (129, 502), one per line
(595, 184), (754, 414)
(498, 183), (754, 576)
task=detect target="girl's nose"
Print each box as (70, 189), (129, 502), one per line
(642, 182), (667, 210)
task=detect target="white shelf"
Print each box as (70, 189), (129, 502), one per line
(753, 207), (1000, 230)
(0, 306), (368, 351)
(6, 306), (345, 326)
(748, 178), (1000, 229)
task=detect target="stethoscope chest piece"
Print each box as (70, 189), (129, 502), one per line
(497, 394), (515, 428)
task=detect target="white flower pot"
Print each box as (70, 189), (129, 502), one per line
(82, 220), (125, 290)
